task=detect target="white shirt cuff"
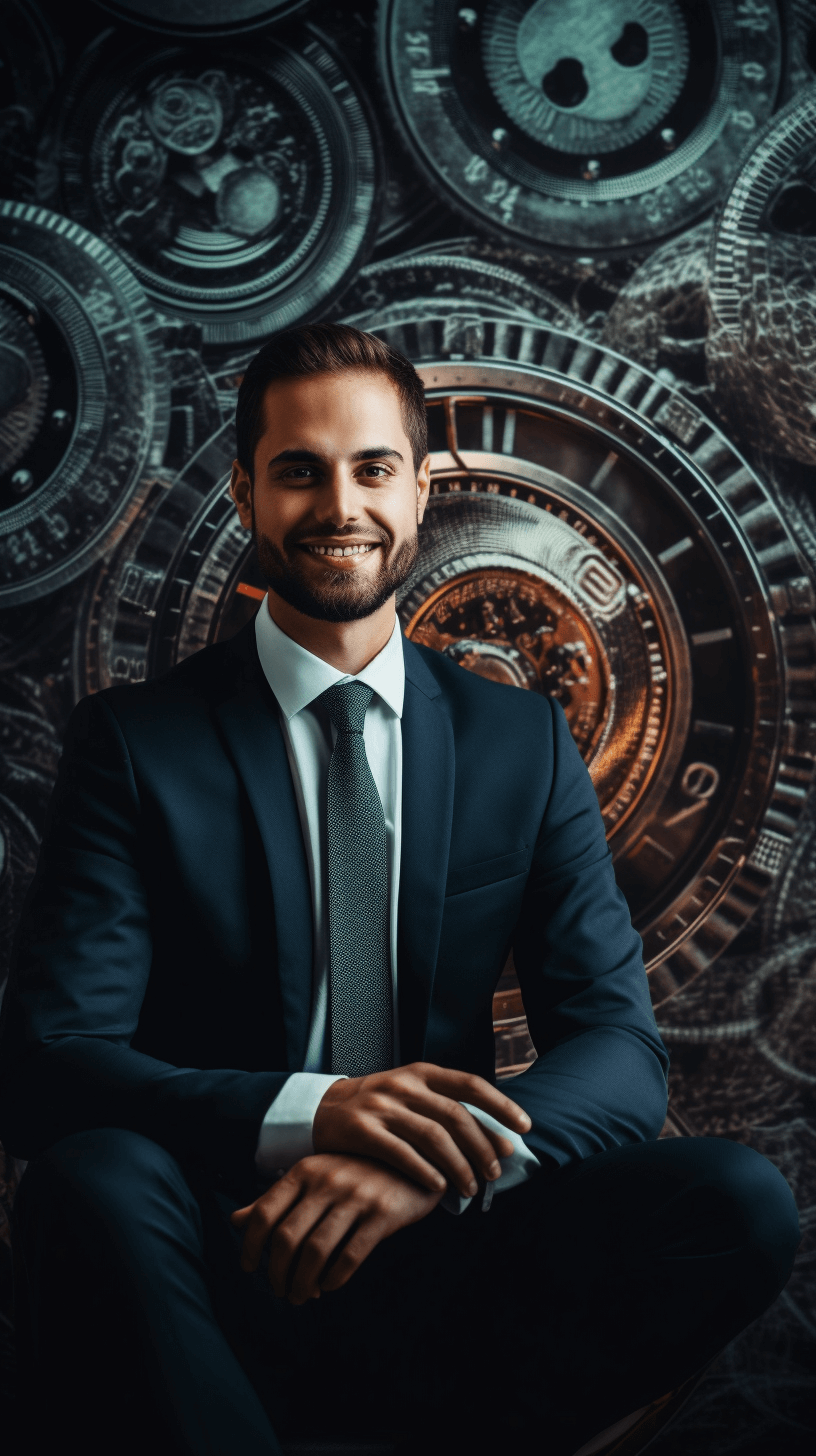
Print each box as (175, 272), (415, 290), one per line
(255, 1072), (347, 1180)
(440, 1101), (541, 1215)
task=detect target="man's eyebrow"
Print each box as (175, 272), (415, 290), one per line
(267, 445), (404, 466)
(352, 446), (404, 463)
(267, 449), (324, 466)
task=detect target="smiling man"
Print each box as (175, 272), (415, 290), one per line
(0, 325), (800, 1456)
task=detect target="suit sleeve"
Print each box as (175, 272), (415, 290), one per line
(508, 695), (670, 1170)
(0, 693), (286, 1189)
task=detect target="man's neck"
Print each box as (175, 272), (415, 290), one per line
(265, 591), (397, 675)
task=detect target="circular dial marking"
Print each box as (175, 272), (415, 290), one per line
(51, 27), (380, 345)
(406, 565), (609, 756)
(0, 203), (170, 607)
(336, 250), (578, 337)
(377, 0), (783, 254)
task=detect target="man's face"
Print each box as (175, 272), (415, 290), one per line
(230, 369), (431, 623)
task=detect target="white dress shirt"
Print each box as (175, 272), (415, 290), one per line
(253, 598), (538, 1210)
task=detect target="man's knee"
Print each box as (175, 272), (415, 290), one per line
(664, 1136), (800, 1293)
(15, 1127), (200, 1249)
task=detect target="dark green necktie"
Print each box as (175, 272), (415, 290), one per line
(318, 680), (392, 1076)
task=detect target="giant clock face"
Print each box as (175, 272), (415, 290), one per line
(377, 0), (784, 255)
(74, 322), (816, 1072)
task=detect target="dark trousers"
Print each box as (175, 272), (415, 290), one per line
(12, 1128), (799, 1456)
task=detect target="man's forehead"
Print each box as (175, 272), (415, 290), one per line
(259, 370), (407, 455)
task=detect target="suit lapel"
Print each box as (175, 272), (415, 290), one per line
(214, 626), (313, 1072)
(398, 641), (455, 1063)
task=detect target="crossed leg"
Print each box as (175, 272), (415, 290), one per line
(12, 1128), (799, 1455)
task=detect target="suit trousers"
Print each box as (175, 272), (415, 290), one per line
(11, 1127), (799, 1456)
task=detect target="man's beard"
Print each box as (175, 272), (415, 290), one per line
(255, 527), (419, 623)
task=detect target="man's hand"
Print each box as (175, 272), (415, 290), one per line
(230, 1154), (442, 1304)
(312, 1062), (532, 1200)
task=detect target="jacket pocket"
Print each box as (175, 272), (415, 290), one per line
(445, 847), (530, 897)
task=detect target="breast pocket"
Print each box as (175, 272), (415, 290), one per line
(445, 847), (530, 898)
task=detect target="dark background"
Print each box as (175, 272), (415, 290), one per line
(1, 2), (815, 1449)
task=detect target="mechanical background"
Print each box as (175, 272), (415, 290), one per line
(1, 1), (815, 1449)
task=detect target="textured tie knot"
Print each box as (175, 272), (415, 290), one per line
(318, 679), (373, 735)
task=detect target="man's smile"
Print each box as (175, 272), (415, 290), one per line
(299, 542), (381, 561)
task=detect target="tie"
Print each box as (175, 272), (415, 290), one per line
(318, 680), (392, 1076)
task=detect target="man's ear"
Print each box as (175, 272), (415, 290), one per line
(416, 454), (432, 524)
(230, 460), (254, 531)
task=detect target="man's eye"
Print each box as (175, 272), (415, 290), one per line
(284, 467), (317, 480)
(362, 465), (388, 477)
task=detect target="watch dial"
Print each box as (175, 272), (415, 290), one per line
(0, 203), (171, 607)
(47, 27), (380, 345)
(377, 0), (784, 255)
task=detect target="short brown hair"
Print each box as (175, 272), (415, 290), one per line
(235, 323), (428, 479)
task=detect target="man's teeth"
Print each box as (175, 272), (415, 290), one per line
(306, 543), (377, 557)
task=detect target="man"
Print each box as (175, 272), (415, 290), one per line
(0, 325), (799, 1456)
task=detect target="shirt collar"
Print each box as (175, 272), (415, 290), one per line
(254, 595), (405, 722)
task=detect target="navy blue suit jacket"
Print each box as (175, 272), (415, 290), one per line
(0, 620), (669, 1191)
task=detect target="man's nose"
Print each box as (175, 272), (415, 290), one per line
(312, 467), (360, 524)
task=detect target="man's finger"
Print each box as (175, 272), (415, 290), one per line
(287, 1204), (361, 1305)
(267, 1193), (337, 1299)
(418, 1065), (532, 1132)
(237, 1176), (304, 1272)
(350, 1126), (452, 1194)
(385, 1108), (487, 1197)
(398, 1093), (515, 1181)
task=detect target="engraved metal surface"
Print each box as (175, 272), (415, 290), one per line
(335, 250), (579, 336)
(0, 202), (171, 607)
(779, 0), (816, 102)
(483, 0), (689, 156)
(400, 493), (690, 838)
(159, 320), (224, 472)
(378, 0), (784, 255)
(404, 562), (610, 756)
(49, 26), (380, 345)
(706, 87), (816, 466)
(601, 219), (713, 397)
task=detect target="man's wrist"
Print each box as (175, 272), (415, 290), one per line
(255, 1072), (347, 1179)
